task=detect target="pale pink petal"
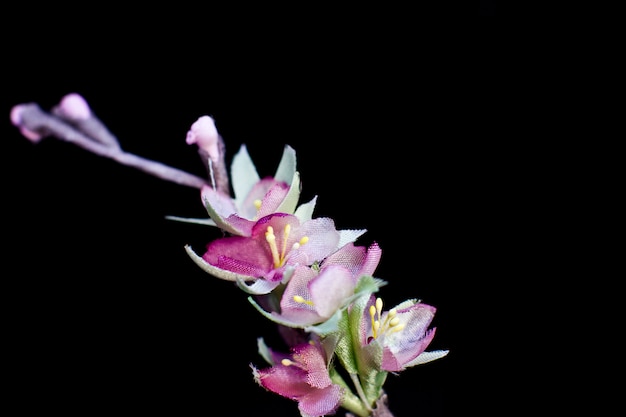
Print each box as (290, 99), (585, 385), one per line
(381, 303), (438, 372)
(323, 242), (382, 278)
(295, 343), (333, 389)
(201, 185), (238, 217)
(298, 384), (343, 417)
(309, 265), (355, 319)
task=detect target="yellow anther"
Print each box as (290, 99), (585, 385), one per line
(370, 298), (406, 339)
(292, 235), (309, 251)
(265, 224), (310, 269)
(370, 304), (379, 339)
(381, 308), (397, 329)
(281, 359), (294, 366)
(265, 226), (281, 268)
(391, 323), (405, 333)
(254, 199), (262, 210)
(293, 295), (314, 306)
(373, 320), (380, 339)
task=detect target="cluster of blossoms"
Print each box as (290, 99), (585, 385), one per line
(182, 117), (449, 416)
(11, 94), (449, 417)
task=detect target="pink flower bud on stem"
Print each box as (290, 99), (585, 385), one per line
(186, 115), (229, 195)
(52, 93), (121, 150)
(57, 93), (91, 120)
(186, 116), (219, 161)
(11, 101), (209, 190)
(10, 104), (44, 143)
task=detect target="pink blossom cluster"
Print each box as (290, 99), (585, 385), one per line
(183, 116), (449, 417)
(10, 94), (449, 417)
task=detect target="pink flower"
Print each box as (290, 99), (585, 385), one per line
(186, 212), (341, 294)
(252, 341), (344, 417)
(359, 296), (449, 372)
(180, 141), (302, 237)
(256, 242), (383, 328)
(200, 174), (292, 236)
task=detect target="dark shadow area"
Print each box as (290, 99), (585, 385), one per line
(480, 0), (496, 15)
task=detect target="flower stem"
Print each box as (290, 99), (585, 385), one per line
(330, 370), (370, 417)
(12, 102), (209, 189)
(350, 372), (374, 414)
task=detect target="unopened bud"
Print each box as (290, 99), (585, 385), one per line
(57, 93), (91, 120)
(186, 115), (219, 161)
(10, 104), (43, 142)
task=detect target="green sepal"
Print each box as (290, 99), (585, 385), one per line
(359, 368), (388, 405)
(333, 275), (386, 375)
(333, 308), (359, 374)
(256, 337), (274, 366)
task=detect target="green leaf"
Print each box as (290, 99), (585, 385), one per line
(334, 308), (359, 374)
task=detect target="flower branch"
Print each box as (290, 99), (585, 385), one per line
(10, 93), (212, 190)
(11, 93), (449, 417)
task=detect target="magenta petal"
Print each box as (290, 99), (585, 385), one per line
(222, 214), (256, 236)
(298, 384), (343, 417)
(203, 236), (272, 276)
(240, 177), (289, 218)
(381, 346), (402, 372)
(294, 343), (333, 389)
(258, 365), (310, 397)
(257, 181), (289, 216)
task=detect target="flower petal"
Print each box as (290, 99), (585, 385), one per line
(298, 384), (343, 417)
(309, 266), (355, 319)
(184, 245), (255, 282)
(322, 242), (382, 278)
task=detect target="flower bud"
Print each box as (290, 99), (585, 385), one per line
(57, 93), (91, 120)
(10, 104), (43, 142)
(186, 115), (219, 162)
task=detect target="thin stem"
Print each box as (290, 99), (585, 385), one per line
(346, 394), (395, 417)
(13, 103), (209, 189)
(350, 372), (374, 414)
(330, 370), (370, 417)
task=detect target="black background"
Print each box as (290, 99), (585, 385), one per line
(2, 22), (493, 416)
(480, 0), (496, 15)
